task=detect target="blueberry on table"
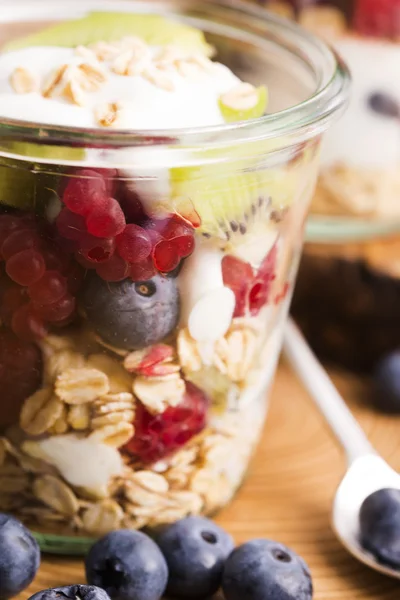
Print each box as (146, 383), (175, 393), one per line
(0, 514), (40, 599)
(222, 539), (313, 600)
(157, 516), (234, 599)
(85, 529), (168, 600)
(28, 586), (110, 600)
(372, 351), (400, 413)
(80, 272), (180, 351)
(360, 488), (400, 568)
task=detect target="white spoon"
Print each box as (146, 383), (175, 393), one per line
(282, 318), (400, 579)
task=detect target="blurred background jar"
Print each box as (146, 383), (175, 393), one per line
(251, 0), (400, 373)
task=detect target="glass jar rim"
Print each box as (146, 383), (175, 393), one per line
(0, 0), (351, 157)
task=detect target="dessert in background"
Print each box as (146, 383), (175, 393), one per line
(254, 0), (400, 372)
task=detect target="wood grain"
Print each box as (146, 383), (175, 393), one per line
(18, 360), (400, 599)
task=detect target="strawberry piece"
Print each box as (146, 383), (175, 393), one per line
(353, 0), (400, 38)
(249, 245), (277, 316)
(222, 255), (254, 317)
(124, 344), (174, 375)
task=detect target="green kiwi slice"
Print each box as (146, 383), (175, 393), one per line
(4, 12), (213, 56)
(218, 85), (268, 123)
(169, 140), (320, 243)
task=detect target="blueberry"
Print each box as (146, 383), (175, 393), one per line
(372, 351), (400, 413)
(359, 488), (400, 567)
(85, 529), (168, 600)
(0, 513), (40, 599)
(156, 516), (234, 598)
(222, 539), (313, 600)
(80, 273), (180, 351)
(29, 585), (110, 600)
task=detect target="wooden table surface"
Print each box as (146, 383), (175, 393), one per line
(19, 360), (400, 599)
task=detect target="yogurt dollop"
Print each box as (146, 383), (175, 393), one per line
(0, 45), (241, 129)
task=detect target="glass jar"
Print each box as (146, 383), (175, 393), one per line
(0, 0), (349, 553)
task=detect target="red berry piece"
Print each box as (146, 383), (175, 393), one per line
(222, 255), (254, 318)
(353, 0), (400, 37)
(0, 331), (42, 427)
(35, 293), (76, 322)
(96, 254), (130, 282)
(29, 271), (68, 306)
(6, 250), (45, 286)
(125, 381), (209, 464)
(117, 224), (152, 263)
(80, 234), (116, 263)
(129, 257), (156, 281)
(152, 240), (180, 273)
(56, 208), (87, 241)
(1, 228), (40, 260)
(86, 197), (125, 238)
(63, 170), (107, 216)
(11, 303), (48, 341)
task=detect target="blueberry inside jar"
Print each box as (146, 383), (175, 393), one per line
(0, 0), (349, 552)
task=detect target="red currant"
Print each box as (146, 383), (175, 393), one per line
(1, 228), (41, 260)
(152, 240), (180, 273)
(0, 215), (22, 242)
(11, 303), (48, 341)
(125, 381), (208, 464)
(35, 293), (76, 322)
(86, 197), (125, 238)
(173, 235), (195, 258)
(63, 170), (107, 216)
(29, 271), (68, 306)
(96, 254), (130, 282)
(6, 250), (46, 286)
(129, 257), (156, 281)
(117, 224), (152, 263)
(80, 234), (116, 263)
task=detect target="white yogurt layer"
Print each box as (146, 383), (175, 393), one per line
(0, 46), (241, 129)
(321, 38), (400, 170)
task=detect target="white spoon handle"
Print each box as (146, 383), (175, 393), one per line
(283, 319), (376, 464)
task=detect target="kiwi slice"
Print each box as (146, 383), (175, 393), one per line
(168, 141), (320, 246)
(5, 12), (213, 56)
(219, 86), (268, 123)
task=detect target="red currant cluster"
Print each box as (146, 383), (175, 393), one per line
(58, 169), (196, 283)
(0, 214), (82, 342)
(222, 245), (277, 318)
